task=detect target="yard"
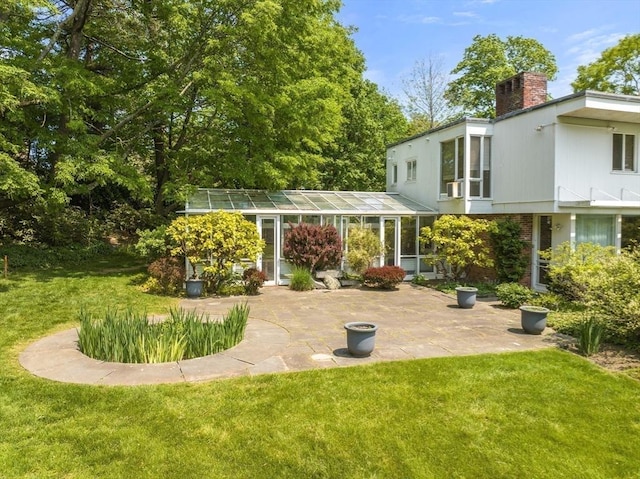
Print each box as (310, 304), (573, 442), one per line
(1, 256), (639, 478)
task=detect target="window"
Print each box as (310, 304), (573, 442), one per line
(576, 215), (615, 247)
(613, 133), (636, 172)
(406, 159), (417, 181)
(440, 137), (463, 194)
(469, 136), (491, 198)
(622, 216), (640, 249)
(392, 163), (398, 184)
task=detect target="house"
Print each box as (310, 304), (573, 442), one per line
(184, 72), (640, 288)
(387, 72), (640, 288)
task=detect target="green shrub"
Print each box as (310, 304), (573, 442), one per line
(411, 274), (429, 286)
(362, 265), (406, 289)
(283, 223), (342, 273)
(0, 242), (115, 269)
(529, 292), (567, 311)
(420, 215), (496, 281)
(495, 282), (534, 309)
(490, 218), (529, 283)
(346, 227), (384, 274)
(135, 226), (170, 261)
(578, 315), (605, 357)
(242, 267), (267, 295)
(289, 266), (315, 291)
(77, 304), (249, 363)
(146, 256), (185, 295)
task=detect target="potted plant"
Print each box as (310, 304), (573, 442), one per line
(344, 322), (378, 357)
(455, 286), (478, 309)
(519, 305), (550, 334)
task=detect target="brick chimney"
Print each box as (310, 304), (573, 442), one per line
(495, 72), (547, 117)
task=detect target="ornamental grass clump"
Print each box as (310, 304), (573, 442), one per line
(289, 266), (315, 291)
(578, 315), (605, 357)
(77, 304), (249, 363)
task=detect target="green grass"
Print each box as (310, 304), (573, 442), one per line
(1, 259), (640, 478)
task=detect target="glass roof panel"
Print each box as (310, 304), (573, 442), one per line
(185, 189), (435, 214)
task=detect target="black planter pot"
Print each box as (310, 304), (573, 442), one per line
(344, 322), (378, 357)
(185, 279), (204, 298)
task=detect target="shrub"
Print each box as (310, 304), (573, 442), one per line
(283, 223), (342, 273)
(578, 315), (605, 357)
(289, 266), (315, 291)
(362, 265), (406, 290)
(490, 218), (529, 283)
(411, 274), (429, 286)
(166, 212), (264, 293)
(242, 267), (267, 295)
(495, 282), (534, 309)
(146, 256), (185, 295)
(346, 227), (384, 274)
(420, 215), (496, 281)
(135, 226), (170, 261)
(77, 304), (249, 363)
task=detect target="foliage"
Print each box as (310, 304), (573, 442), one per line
(320, 79), (409, 191)
(345, 227), (384, 274)
(572, 34), (640, 95)
(0, 242), (119, 269)
(0, 0), (381, 244)
(283, 223), (342, 273)
(495, 283), (534, 309)
(544, 243), (640, 347)
(446, 34), (558, 117)
(420, 215), (497, 281)
(289, 266), (315, 291)
(145, 256), (185, 296)
(242, 267), (267, 295)
(135, 226), (170, 261)
(411, 274), (430, 286)
(166, 212), (263, 293)
(578, 315), (605, 357)
(362, 265), (406, 289)
(78, 303), (249, 363)
(490, 218), (529, 283)
(542, 242), (614, 302)
(402, 53), (460, 130)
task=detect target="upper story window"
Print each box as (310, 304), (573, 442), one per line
(392, 163), (398, 184)
(441, 136), (491, 198)
(440, 137), (464, 194)
(613, 133), (636, 172)
(469, 136), (491, 198)
(406, 159), (417, 181)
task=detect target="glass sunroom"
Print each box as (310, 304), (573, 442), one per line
(183, 189), (437, 285)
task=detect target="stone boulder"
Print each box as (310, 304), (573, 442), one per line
(323, 275), (341, 290)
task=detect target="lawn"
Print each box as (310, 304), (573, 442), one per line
(1, 257), (639, 478)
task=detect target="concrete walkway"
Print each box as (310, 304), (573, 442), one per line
(19, 284), (565, 386)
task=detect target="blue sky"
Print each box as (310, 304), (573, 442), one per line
(336, 0), (640, 101)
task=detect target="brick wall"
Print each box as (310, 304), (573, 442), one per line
(495, 72), (547, 117)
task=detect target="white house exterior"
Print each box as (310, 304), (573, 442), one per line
(387, 73), (640, 288)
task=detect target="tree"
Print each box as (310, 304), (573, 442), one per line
(572, 34), (640, 95)
(346, 227), (384, 274)
(446, 34), (558, 118)
(283, 223), (342, 272)
(402, 54), (460, 131)
(319, 79), (408, 191)
(420, 215), (497, 281)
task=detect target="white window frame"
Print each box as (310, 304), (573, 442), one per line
(406, 159), (417, 182)
(469, 136), (492, 198)
(612, 133), (636, 172)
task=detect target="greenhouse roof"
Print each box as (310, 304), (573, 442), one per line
(184, 189), (435, 215)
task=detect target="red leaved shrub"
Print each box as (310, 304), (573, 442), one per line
(362, 265), (406, 290)
(283, 223), (342, 272)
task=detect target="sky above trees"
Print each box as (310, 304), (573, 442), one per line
(337, 0), (640, 99)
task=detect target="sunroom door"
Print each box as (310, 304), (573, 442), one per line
(383, 217), (399, 266)
(257, 216), (278, 285)
(534, 215), (553, 288)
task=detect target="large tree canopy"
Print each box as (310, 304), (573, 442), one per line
(0, 0), (402, 245)
(572, 34), (640, 96)
(445, 34), (558, 118)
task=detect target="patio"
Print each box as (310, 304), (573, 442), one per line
(20, 284), (565, 385)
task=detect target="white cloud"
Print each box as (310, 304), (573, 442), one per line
(454, 11), (479, 18)
(565, 32), (625, 66)
(396, 14), (441, 24)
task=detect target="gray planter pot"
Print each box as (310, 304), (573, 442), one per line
(519, 305), (549, 334)
(455, 286), (478, 309)
(344, 322), (378, 357)
(185, 279), (204, 298)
